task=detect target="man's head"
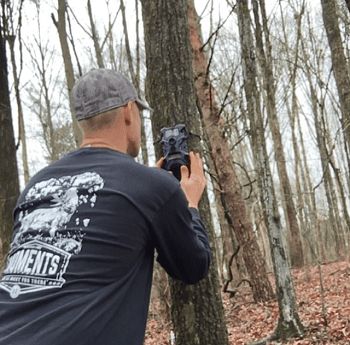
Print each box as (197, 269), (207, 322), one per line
(71, 69), (151, 157)
(72, 68), (151, 121)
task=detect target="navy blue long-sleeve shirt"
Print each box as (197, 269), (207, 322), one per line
(0, 148), (210, 345)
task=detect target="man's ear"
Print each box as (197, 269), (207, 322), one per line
(124, 102), (133, 125)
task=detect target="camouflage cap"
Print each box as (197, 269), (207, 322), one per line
(72, 68), (152, 121)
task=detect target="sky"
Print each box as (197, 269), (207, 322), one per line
(9, 0), (238, 184)
(7, 0), (328, 204)
(6, 0), (346, 225)
(6, 0), (235, 235)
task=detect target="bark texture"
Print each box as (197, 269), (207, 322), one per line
(7, 35), (30, 185)
(188, 0), (274, 302)
(87, 0), (104, 68)
(0, 22), (20, 272)
(236, 0), (304, 341)
(141, 0), (228, 344)
(321, 0), (350, 163)
(120, 0), (148, 165)
(252, 0), (303, 269)
(52, 0), (82, 147)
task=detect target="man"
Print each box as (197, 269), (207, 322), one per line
(0, 68), (210, 344)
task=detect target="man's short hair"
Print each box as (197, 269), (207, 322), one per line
(78, 107), (122, 134)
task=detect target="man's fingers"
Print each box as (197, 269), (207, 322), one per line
(189, 152), (207, 189)
(180, 152), (206, 209)
(189, 152), (204, 176)
(156, 157), (165, 169)
(180, 165), (189, 180)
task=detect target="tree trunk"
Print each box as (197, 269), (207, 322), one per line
(28, 25), (59, 164)
(236, 0), (305, 341)
(134, 0), (148, 166)
(324, 114), (350, 247)
(252, 0), (304, 269)
(107, 12), (117, 70)
(42, 66), (59, 163)
(279, 0), (307, 252)
(301, 28), (346, 256)
(316, 104), (345, 256)
(141, 0), (228, 344)
(135, 0), (141, 96)
(188, 0), (274, 302)
(120, 0), (148, 166)
(300, 24), (345, 259)
(0, 21), (20, 272)
(1, 0), (29, 185)
(51, 0), (82, 147)
(6, 33), (30, 186)
(321, 0), (350, 175)
(329, 157), (350, 240)
(299, 36), (326, 264)
(120, 0), (137, 90)
(87, 0), (104, 68)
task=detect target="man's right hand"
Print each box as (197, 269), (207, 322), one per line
(180, 152), (207, 210)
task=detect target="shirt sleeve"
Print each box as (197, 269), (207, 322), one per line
(150, 188), (211, 284)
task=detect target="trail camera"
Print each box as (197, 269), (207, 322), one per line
(160, 124), (189, 181)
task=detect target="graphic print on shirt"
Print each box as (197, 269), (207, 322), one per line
(0, 172), (105, 299)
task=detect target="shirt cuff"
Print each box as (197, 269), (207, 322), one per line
(189, 207), (200, 216)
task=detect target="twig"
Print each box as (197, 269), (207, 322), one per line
(233, 161), (254, 200)
(200, 6), (236, 52)
(223, 246), (241, 295)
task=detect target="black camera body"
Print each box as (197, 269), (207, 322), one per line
(160, 124), (189, 180)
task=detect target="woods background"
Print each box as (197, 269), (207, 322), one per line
(1, 0), (350, 344)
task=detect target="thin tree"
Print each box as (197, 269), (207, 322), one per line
(236, 0), (305, 342)
(26, 5), (60, 163)
(0, 14), (20, 272)
(67, 0), (117, 70)
(321, 0), (350, 175)
(3, 0), (29, 185)
(87, 0), (104, 68)
(300, 16), (346, 258)
(252, 0), (304, 269)
(25, 3), (75, 164)
(120, 0), (148, 165)
(315, 95), (345, 256)
(51, 0), (82, 146)
(279, 0), (309, 257)
(141, 0), (229, 343)
(299, 14), (328, 263)
(188, 0), (274, 302)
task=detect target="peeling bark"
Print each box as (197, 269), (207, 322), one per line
(188, 0), (274, 302)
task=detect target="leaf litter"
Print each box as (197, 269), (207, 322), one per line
(144, 260), (350, 344)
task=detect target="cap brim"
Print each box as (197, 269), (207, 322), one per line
(136, 99), (153, 112)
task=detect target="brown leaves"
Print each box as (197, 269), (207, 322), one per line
(145, 301), (173, 345)
(144, 260), (350, 345)
(226, 260), (350, 344)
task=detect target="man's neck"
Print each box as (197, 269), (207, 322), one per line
(80, 129), (127, 153)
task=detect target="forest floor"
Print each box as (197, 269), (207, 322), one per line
(144, 259), (350, 345)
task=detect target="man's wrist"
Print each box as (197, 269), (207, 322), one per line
(188, 204), (199, 210)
